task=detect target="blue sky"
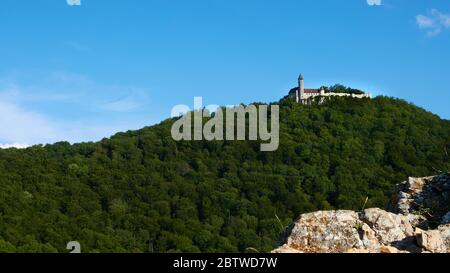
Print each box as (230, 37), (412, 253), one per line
(0, 0), (449, 147)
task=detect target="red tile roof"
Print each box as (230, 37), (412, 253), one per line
(304, 89), (320, 94)
(289, 87), (323, 95)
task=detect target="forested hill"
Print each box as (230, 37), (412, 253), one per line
(0, 96), (449, 253)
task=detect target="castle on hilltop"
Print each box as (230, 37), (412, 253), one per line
(288, 74), (371, 104)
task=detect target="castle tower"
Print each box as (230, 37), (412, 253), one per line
(298, 74), (304, 103)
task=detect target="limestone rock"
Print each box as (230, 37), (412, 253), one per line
(283, 210), (376, 253)
(380, 245), (399, 253)
(416, 228), (445, 253)
(273, 173), (450, 253)
(271, 244), (303, 253)
(361, 208), (414, 245)
(405, 214), (428, 229)
(438, 224), (450, 252)
(391, 173), (450, 225)
(345, 248), (370, 253)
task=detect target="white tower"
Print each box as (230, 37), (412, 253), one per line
(298, 74), (304, 103)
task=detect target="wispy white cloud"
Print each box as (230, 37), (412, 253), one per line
(0, 71), (153, 146)
(0, 143), (29, 149)
(0, 100), (59, 145)
(0, 71), (151, 111)
(367, 0), (382, 6)
(99, 93), (148, 112)
(0, 98), (149, 146)
(416, 9), (450, 37)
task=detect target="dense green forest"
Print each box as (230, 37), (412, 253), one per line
(0, 96), (449, 253)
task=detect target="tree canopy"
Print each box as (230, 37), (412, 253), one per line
(322, 84), (365, 95)
(0, 96), (449, 253)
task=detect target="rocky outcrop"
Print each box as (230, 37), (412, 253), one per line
(272, 173), (450, 253)
(277, 210), (377, 253)
(391, 173), (450, 227)
(415, 225), (450, 253)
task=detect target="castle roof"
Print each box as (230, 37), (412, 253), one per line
(289, 87), (321, 94)
(304, 88), (320, 94)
